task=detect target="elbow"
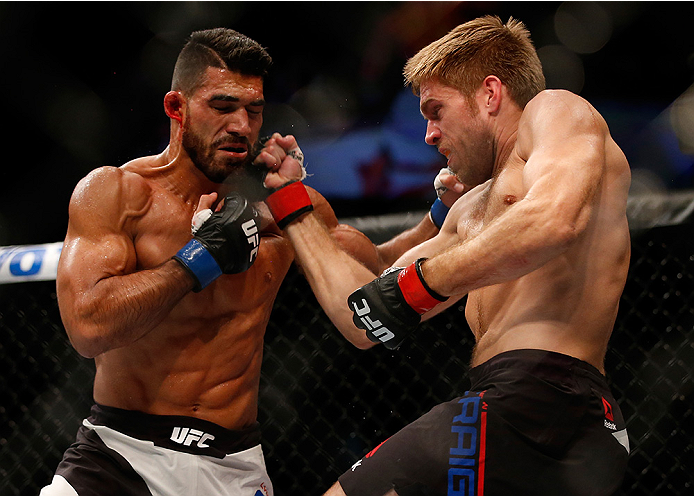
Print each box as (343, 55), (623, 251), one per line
(60, 304), (109, 358)
(65, 323), (107, 358)
(552, 223), (581, 250)
(545, 206), (591, 251)
(553, 217), (587, 249)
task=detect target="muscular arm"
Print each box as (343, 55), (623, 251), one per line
(294, 188), (448, 347)
(258, 135), (444, 347)
(373, 216), (440, 270)
(420, 91), (607, 297)
(57, 167), (194, 358)
(287, 212), (377, 348)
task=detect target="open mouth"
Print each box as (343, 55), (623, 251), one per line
(439, 148), (452, 165)
(218, 144), (248, 157)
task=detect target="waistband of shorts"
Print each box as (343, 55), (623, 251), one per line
(468, 349), (609, 391)
(86, 403), (261, 458)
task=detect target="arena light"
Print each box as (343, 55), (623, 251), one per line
(669, 85), (694, 155)
(554, 1), (613, 55)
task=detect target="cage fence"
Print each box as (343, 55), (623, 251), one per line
(1, 192), (693, 496)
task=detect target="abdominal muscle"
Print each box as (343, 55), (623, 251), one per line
(465, 255), (623, 374)
(92, 308), (269, 430)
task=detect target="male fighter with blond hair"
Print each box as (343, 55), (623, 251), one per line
(260, 15), (631, 496)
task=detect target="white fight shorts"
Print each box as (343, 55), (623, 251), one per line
(40, 404), (273, 496)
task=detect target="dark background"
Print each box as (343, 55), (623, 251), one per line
(1, 3), (694, 495)
(1, 1), (694, 247)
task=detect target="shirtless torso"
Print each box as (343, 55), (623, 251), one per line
(56, 148), (404, 432)
(57, 152), (291, 429)
(461, 138), (630, 371)
(285, 87), (631, 377)
(420, 88), (632, 372)
(310, 18), (633, 496)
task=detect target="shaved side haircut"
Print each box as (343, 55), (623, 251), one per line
(172, 28), (273, 96)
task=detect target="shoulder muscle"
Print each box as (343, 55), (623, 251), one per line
(68, 166), (151, 235)
(517, 90), (607, 162)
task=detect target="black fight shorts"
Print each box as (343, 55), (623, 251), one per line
(338, 349), (629, 496)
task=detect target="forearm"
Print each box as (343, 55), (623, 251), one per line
(60, 259), (194, 357)
(285, 214), (377, 348)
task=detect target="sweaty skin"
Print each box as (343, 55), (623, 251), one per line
(58, 159), (292, 429)
(284, 79), (631, 380)
(413, 82), (631, 372)
(56, 67), (434, 432)
(313, 82), (629, 496)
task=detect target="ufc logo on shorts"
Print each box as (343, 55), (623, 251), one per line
(170, 427), (215, 448)
(352, 299), (395, 344)
(242, 220), (259, 263)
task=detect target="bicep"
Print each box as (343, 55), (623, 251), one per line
(58, 230), (136, 292)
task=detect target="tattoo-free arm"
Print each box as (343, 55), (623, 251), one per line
(419, 91), (607, 297)
(57, 167), (195, 358)
(289, 190), (460, 347)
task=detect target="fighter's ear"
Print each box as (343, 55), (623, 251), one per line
(164, 91), (185, 124)
(481, 75), (503, 114)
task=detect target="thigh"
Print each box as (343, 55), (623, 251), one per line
(338, 393), (483, 496)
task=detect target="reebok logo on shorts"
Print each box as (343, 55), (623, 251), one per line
(170, 427), (215, 448)
(602, 397), (614, 422)
(255, 481), (270, 496)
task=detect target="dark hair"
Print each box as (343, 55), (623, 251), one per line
(171, 28), (272, 95)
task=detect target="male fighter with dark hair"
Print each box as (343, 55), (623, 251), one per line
(261, 15), (632, 496)
(41, 28), (439, 496)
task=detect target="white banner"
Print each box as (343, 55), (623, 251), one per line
(0, 242), (63, 284)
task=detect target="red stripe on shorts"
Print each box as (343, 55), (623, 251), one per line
(478, 410), (487, 495)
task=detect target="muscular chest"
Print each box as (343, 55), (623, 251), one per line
(129, 188), (293, 315)
(460, 159), (527, 237)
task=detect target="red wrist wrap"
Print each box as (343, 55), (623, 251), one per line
(397, 259), (448, 314)
(265, 181), (314, 229)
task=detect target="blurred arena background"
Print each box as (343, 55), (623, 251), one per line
(1, 2), (693, 495)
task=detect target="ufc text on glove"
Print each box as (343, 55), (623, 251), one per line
(173, 192), (260, 292)
(347, 259), (448, 349)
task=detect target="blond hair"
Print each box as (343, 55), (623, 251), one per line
(403, 16), (545, 108)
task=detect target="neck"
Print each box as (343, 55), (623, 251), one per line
(490, 106), (522, 177)
(154, 142), (225, 206)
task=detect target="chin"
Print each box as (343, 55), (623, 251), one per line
(200, 161), (244, 184)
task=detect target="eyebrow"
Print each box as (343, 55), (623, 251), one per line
(420, 98), (436, 117)
(209, 94), (266, 106)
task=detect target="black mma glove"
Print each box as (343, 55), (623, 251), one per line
(347, 258), (448, 350)
(173, 192), (260, 292)
(252, 135), (313, 229)
(239, 136), (272, 202)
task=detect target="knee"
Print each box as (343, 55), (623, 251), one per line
(323, 481), (347, 496)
